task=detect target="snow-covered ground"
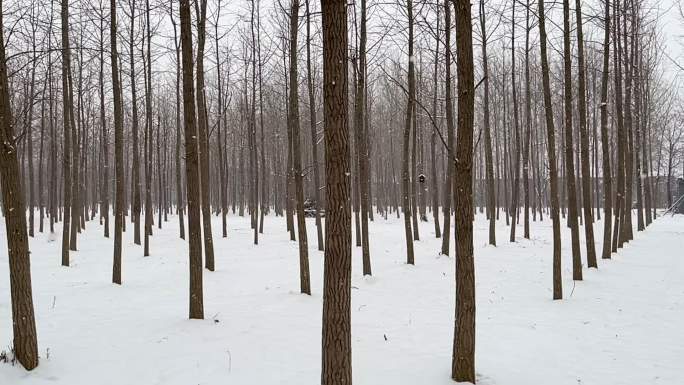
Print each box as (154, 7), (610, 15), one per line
(1, 210), (682, 385)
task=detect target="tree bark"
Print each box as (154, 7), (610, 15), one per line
(195, 0), (215, 270)
(320, 0), (352, 382)
(111, 0), (124, 284)
(354, 0), (371, 275)
(402, 0), (415, 264)
(599, 0), (613, 259)
(563, 0), (582, 280)
(60, 0), (74, 266)
(180, 0), (204, 319)
(289, 0), (311, 294)
(539, 0), (563, 300)
(451, 0), (476, 381)
(440, 0), (454, 256)
(0, 1), (39, 368)
(306, 0), (324, 250)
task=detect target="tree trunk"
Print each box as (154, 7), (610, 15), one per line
(99, 8), (109, 238)
(402, 0), (415, 264)
(180, 0), (204, 319)
(430, 4), (441, 239)
(289, 0), (311, 294)
(0, 1), (39, 368)
(522, 0), (531, 239)
(440, 0), (453, 256)
(451, 0), (476, 381)
(612, 0), (626, 251)
(60, 0), (74, 266)
(111, 0), (124, 284)
(129, 0), (142, 247)
(306, 0), (324, 250)
(195, 0), (215, 271)
(353, 0), (371, 275)
(563, 0), (582, 280)
(170, 6), (185, 240)
(320, 0), (352, 381)
(539, 0), (563, 300)
(599, 0), (613, 259)
(509, 2), (521, 243)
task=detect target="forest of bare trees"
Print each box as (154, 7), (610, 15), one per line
(1, 0), (683, 382)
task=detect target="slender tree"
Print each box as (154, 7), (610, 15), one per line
(306, 0), (324, 250)
(60, 0), (74, 266)
(599, 0), (613, 259)
(575, 0), (597, 267)
(112, 0), (125, 284)
(180, 0), (204, 319)
(402, 0), (415, 264)
(0, 0), (39, 368)
(539, 0), (563, 299)
(451, 0), (476, 381)
(563, 0), (582, 280)
(479, 0), (495, 245)
(195, 0), (215, 271)
(288, 0), (311, 293)
(354, 0), (371, 275)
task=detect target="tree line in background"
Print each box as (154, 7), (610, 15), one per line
(0, 0), (682, 382)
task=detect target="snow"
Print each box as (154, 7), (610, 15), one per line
(1, 211), (683, 385)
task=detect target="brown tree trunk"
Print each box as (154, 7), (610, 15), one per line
(440, 0), (453, 256)
(249, 0), (259, 245)
(129, 0), (142, 247)
(306, 0), (324, 250)
(143, 0), (153, 257)
(612, 0), (626, 251)
(289, 0), (311, 294)
(60, 0), (74, 266)
(479, 0), (495, 245)
(320, 0), (352, 381)
(430, 4), (442, 239)
(575, 0), (597, 267)
(403, 0), (415, 264)
(563, 0), (582, 280)
(509, 2), (521, 243)
(180, 0), (204, 319)
(0, 1), (39, 368)
(539, 0), (563, 300)
(451, 0), (476, 381)
(195, 0), (215, 270)
(354, 0), (371, 275)
(111, 0), (124, 284)
(169, 5), (185, 240)
(599, 0), (613, 259)
(257, 1), (267, 235)
(522, 0), (531, 239)
(99, 8), (109, 238)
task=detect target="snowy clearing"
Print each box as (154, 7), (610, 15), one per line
(1, 212), (683, 385)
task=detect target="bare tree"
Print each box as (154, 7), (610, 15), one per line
(479, 0), (495, 245)
(451, 0), (476, 381)
(180, 0), (204, 319)
(0, 0), (39, 368)
(402, 0), (415, 264)
(538, 0), (563, 300)
(575, 0), (597, 267)
(599, 0), (613, 259)
(563, 0), (582, 280)
(353, 0), (371, 275)
(112, 0), (125, 284)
